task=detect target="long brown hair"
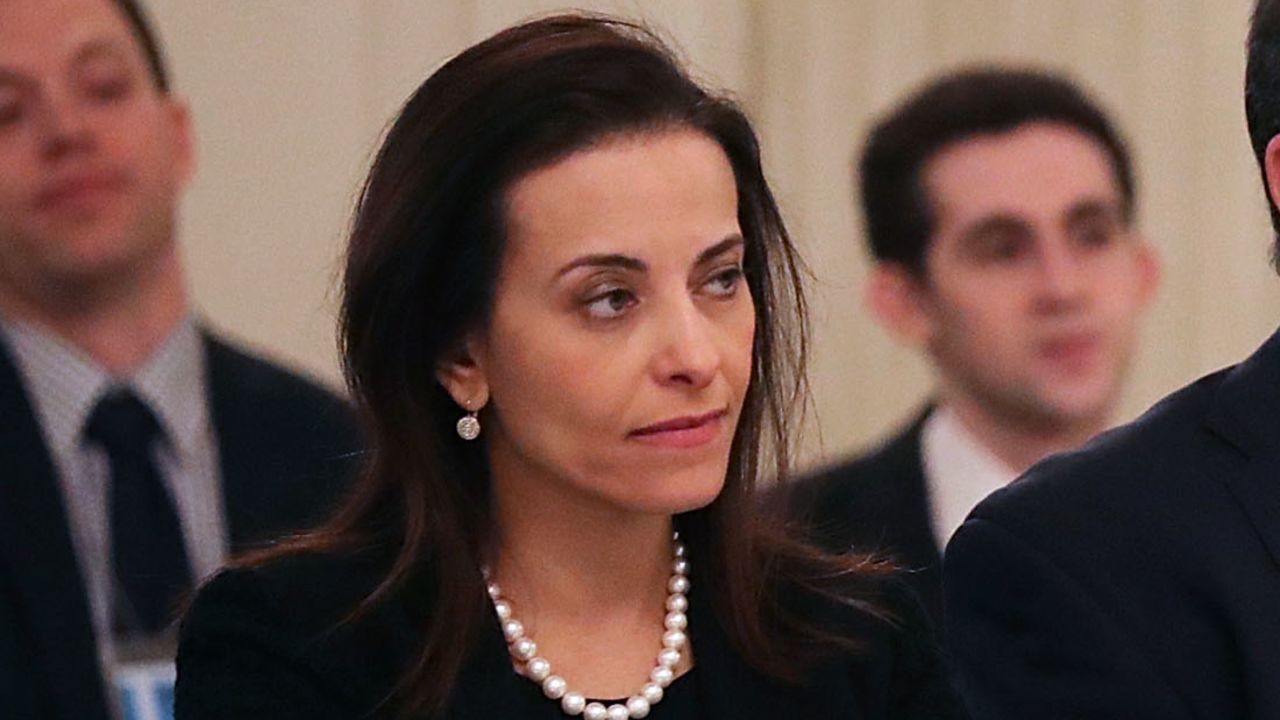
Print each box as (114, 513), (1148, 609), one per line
(253, 13), (889, 717)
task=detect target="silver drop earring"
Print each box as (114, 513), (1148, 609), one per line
(456, 408), (481, 440)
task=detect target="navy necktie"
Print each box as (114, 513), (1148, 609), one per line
(83, 389), (194, 635)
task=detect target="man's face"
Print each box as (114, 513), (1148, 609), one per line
(0, 0), (191, 304)
(909, 121), (1157, 431)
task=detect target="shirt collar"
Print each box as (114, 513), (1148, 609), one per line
(132, 317), (208, 458)
(0, 314), (207, 458)
(921, 404), (1019, 545)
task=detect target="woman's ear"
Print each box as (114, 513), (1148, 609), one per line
(436, 334), (490, 411)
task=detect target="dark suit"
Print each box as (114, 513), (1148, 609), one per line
(945, 329), (1280, 719)
(0, 331), (360, 720)
(793, 409), (944, 631)
(173, 544), (963, 720)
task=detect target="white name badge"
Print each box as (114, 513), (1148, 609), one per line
(115, 660), (175, 720)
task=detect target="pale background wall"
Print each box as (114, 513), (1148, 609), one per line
(147, 0), (1277, 469)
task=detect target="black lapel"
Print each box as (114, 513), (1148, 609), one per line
(896, 408), (944, 565)
(202, 333), (257, 548)
(0, 339), (110, 720)
(895, 412), (947, 632)
(202, 330), (358, 549)
(1205, 328), (1280, 570)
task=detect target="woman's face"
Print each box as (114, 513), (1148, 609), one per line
(442, 129), (755, 519)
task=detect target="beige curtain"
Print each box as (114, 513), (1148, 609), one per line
(154, 0), (1275, 467)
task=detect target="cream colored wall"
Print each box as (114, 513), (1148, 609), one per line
(150, 1), (1277, 469)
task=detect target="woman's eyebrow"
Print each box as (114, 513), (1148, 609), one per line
(555, 253), (647, 278)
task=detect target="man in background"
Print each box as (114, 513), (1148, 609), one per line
(944, 2), (1280, 717)
(0, 1), (359, 717)
(796, 68), (1159, 630)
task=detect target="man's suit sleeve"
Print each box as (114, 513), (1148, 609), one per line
(944, 517), (1192, 720)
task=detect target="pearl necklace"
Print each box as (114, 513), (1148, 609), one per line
(483, 531), (690, 720)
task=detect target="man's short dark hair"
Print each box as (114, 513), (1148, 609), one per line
(1247, 0), (1280, 268)
(858, 67), (1134, 274)
(110, 0), (169, 93)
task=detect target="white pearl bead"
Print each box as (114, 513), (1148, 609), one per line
(542, 675), (567, 699)
(525, 657), (551, 681)
(502, 619), (524, 642)
(493, 599), (512, 621)
(673, 558), (689, 575)
(668, 575), (690, 594)
(673, 543), (686, 558)
(561, 692), (586, 715)
(657, 647), (681, 668)
(606, 704), (629, 720)
(512, 637), (537, 660)
(583, 702), (608, 720)
(626, 696), (651, 718)
(666, 594), (687, 613)
(664, 611), (687, 630)
(662, 629), (687, 650)
(641, 683), (664, 704)
(487, 582), (502, 599)
(650, 665), (674, 687)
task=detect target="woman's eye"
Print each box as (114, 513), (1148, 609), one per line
(584, 287), (636, 319)
(703, 266), (743, 297)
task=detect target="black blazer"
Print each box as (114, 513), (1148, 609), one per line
(945, 328), (1280, 719)
(792, 409), (944, 631)
(173, 546), (964, 719)
(0, 331), (361, 720)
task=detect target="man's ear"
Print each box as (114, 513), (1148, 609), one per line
(164, 98), (196, 189)
(1265, 134), (1280, 218)
(864, 263), (935, 349)
(435, 334), (490, 412)
(1130, 233), (1162, 310)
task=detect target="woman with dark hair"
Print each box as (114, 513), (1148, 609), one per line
(174, 13), (960, 720)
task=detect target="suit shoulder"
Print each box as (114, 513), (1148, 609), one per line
(204, 335), (351, 416)
(795, 420), (923, 510)
(202, 333), (360, 454)
(967, 366), (1233, 532)
(177, 549), (413, 715)
(185, 549), (386, 639)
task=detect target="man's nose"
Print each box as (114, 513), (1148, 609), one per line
(1033, 240), (1088, 309)
(38, 92), (95, 160)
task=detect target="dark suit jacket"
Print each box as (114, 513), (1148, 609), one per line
(173, 544), (964, 720)
(945, 328), (1280, 719)
(792, 409), (944, 631)
(0, 331), (361, 720)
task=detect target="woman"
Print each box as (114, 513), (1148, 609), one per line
(175, 13), (960, 720)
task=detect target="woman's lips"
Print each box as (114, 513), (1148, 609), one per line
(629, 409), (727, 449)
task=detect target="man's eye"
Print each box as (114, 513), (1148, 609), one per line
(977, 236), (1026, 262)
(1074, 223), (1118, 249)
(87, 79), (130, 103)
(0, 99), (23, 126)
